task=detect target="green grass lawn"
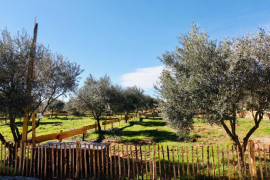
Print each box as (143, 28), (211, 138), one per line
(1, 116), (269, 148)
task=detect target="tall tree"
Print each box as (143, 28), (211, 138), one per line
(0, 28), (82, 145)
(158, 25), (270, 166)
(77, 74), (113, 139)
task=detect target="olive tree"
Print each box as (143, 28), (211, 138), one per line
(77, 74), (113, 139)
(0, 29), (82, 145)
(157, 25), (270, 166)
(47, 100), (65, 117)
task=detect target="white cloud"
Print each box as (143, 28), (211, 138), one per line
(120, 65), (164, 90)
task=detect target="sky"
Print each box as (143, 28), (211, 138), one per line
(0, 0), (270, 97)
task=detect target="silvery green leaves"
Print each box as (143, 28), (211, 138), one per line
(158, 24), (270, 153)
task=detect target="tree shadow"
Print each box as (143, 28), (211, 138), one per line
(13, 121), (63, 127)
(139, 121), (166, 127)
(147, 117), (163, 120)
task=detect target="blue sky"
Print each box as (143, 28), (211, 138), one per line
(0, 0), (270, 96)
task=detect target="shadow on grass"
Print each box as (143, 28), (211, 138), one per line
(147, 117), (163, 120)
(47, 116), (86, 120)
(104, 121), (178, 143)
(139, 121), (166, 127)
(13, 121), (63, 127)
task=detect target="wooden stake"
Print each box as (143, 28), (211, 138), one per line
(182, 146), (185, 177)
(44, 144), (47, 179)
(167, 145), (171, 178)
(201, 146), (204, 176)
(132, 146), (135, 178)
(26, 143), (30, 176)
(97, 145), (100, 179)
(192, 146), (195, 178)
(149, 145), (152, 179)
(222, 147), (225, 179)
(196, 146), (199, 177)
(263, 145), (269, 179)
(177, 147), (181, 179)
(258, 144), (263, 179)
(186, 146), (190, 178)
(64, 143), (67, 178)
(60, 144), (63, 179)
(93, 144), (96, 178)
(242, 146), (247, 178)
(72, 145), (75, 177)
(109, 145), (112, 178)
(118, 144), (121, 178)
(139, 145), (143, 179)
(113, 145), (116, 177)
(227, 145), (230, 180)
(69, 144), (72, 179)
(123, 145), (126, 178)
(19, 142), (22, 174)
(15, 143), (18, 174)
(4, 143), (6, 175)
(84, 145), (87, 179)
(126, 145), (130, 178)
(22, 143), (26, 176)
(158, 145), (161, 178)
(51, 144), (54, 178)
(161, 145), (166, 179)
(172, 146), (176, 180)
(207, 146), (210, 177)
(217, 145), (220, 179)
(152, 144), (156, 179)
(88, 144), (92, 177)
(145, 145), (149, 179)
(75, 142), (80, 178)
(37, 145), (40, 177)
(232, 146), (236, 179)
(211, 146), (215, 179)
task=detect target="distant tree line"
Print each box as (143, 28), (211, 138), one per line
(0, 28), (157, 144)
(65, 74), (157, 140)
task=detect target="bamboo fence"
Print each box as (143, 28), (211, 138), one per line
(0, 141), (269, 179)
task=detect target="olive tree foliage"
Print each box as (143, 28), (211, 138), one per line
(157, 25), (270, 163)
(65, 96), (85, 116)
(47, 99), (65, 117)
(123, 86), (145, 114)
(0, 29), (82, 144)
(77, 74), (113, 134)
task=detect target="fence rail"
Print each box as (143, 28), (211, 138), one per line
(102, 115), (136, 130)
(0, 141), (269, 179)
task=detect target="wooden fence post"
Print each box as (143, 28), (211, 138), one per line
(75, 141), (80, 178)
(248, 140), (257, 179)
(264, 145), (269, 179)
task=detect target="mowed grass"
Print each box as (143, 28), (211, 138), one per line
(0, 116), (269, 147)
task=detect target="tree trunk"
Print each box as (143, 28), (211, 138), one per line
(96, 117), (104, 142)
(125, 113), (128, 123)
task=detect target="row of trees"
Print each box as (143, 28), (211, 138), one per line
(66, 74), (157, 140)
(0, 27), (157, 144)
(157, 25), (270, 166)
(0, 28), (82, 145)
